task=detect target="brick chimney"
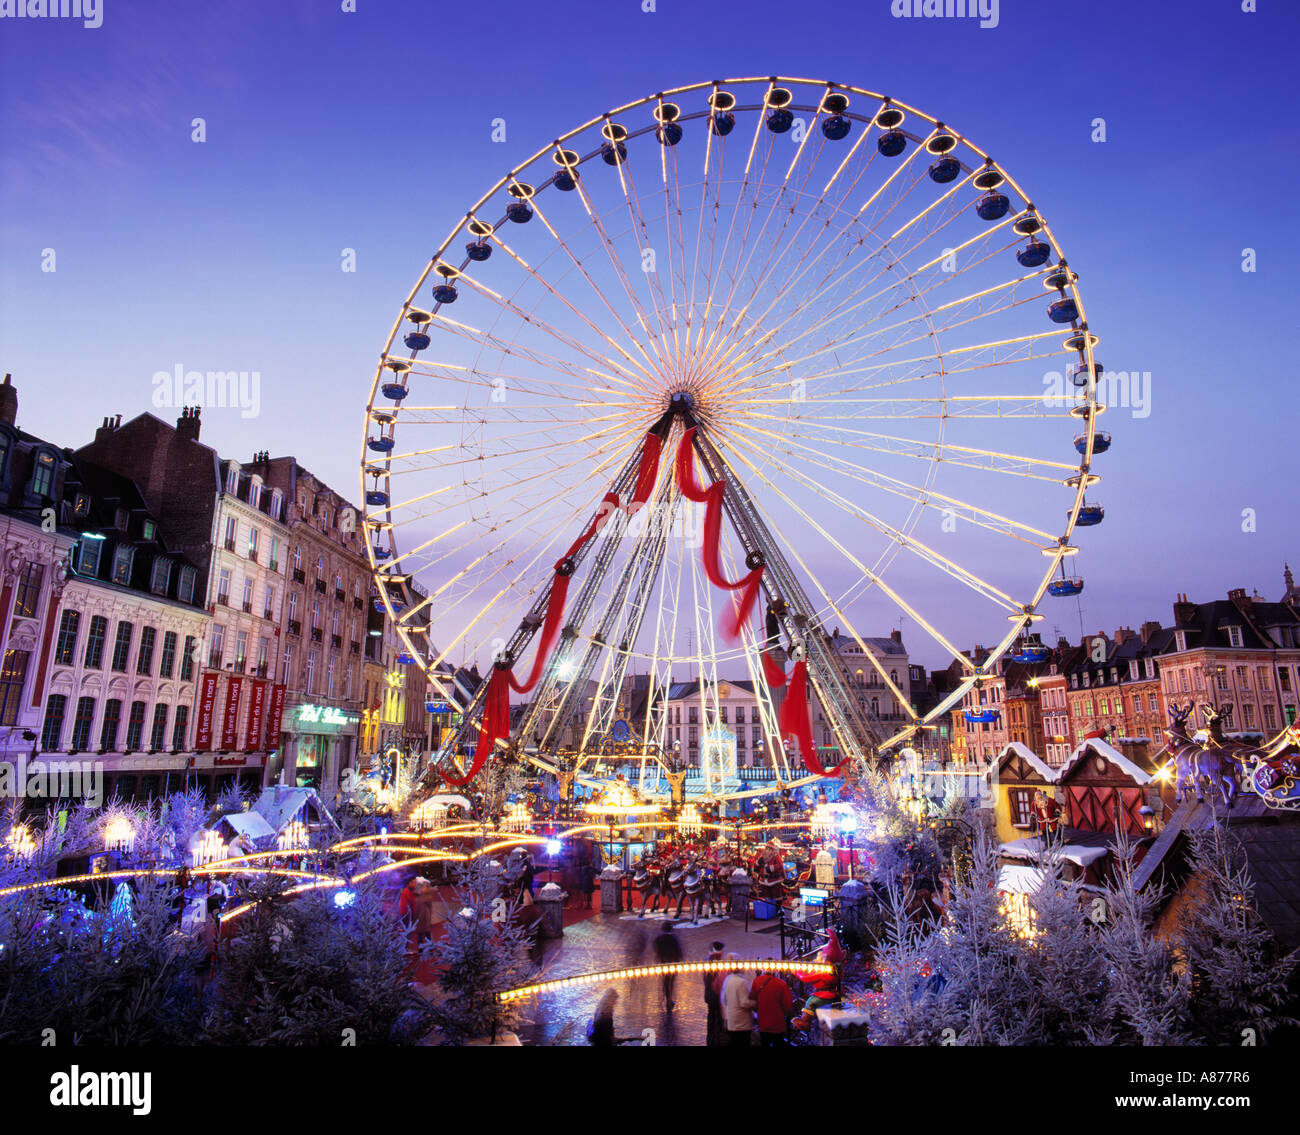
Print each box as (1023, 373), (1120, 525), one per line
(0, 373), (16, 427)
(1139, 620), (1161, 645)
(890, 628), (903, 646)
(176, 405), (202, 441)
(1113, 626), (1130, 647)
(1172, 593), (1197, 625)
(1228, 587), (1253, 615)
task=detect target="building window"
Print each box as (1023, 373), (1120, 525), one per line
(136, 626), (157, 675)
(172, 705), (189, 750)
(159, 631), (178, 679)
(288, 592), (299, 622)
(306, 651), (317, 695)
(270, 537), (281, 573)
(149, 704), (169, 750)
(264, 584), (275, 620)
(257, 637), (270, 676)
(1008, 787), (1037, 828)
(124, 701), (147, 751)
(110, 622), (134, 672)
(76, 538), (103, 576)
(12, 561), (44, 619)
(54, 610), (80, 665)
(150, 556), (171, 595)
(70, 696), (96, 750)
(29, 450), (56, 498)
(235, 631), (249, 672)
(180, 636), (197, 681)
(248, 527), (260, 560)
(270, 490), (283, 521)
(0, 649), (30, 726)
(1149, 693), (1158, 712)
(178, 567), (196, 604)
(1280, 667), (1293, 693)
(208, 626), (225, 670)
(100, 699), (122, 750)
(84, 615), (108, 669)
(225, 466), (239, 495)
(1227, 625), (1243, 648)
(40, 693), (68, 750)
(291, 545), (302, 572)
(249, 479), (262, 510)
(112, 546), (134, 586)
(241, 578), (253, 612)
(217, 568), (231, 605)
(142, 519), (157, 541)
(1145, 658), (1156, 680)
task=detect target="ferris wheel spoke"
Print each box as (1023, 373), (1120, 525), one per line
(460, 227), (662, 392)
(547, 171), (674, 377)
(718, 443), (983, 669)
(739, 208), (1019, 376)
(729, 421), (1057, 546)
(723, 432), (1026, 615)
(750, 415), (1079, 480)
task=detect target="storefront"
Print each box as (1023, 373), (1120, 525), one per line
(282, 701), (360, 795)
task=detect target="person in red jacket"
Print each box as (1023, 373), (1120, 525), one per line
(750, 964), (794, 1046)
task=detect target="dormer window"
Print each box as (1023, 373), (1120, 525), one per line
(249, 476), (262, 510)
(112, 545), (134, 586)
(269, 489), (283, 521)
(72, 492), (91, 518)
(76, 538), (103, 576)
(1129, 660), (1139, 681)
(150, 556), (171, 596)
(0, 428), (12, 481)
(177, 566), (196, 604)
(225, 465), (240, 495)
(1145, 658), (1155, 680)
(142, 519), (157, 542)
(1175, 630), (1187, 652)
(1226, 625), (1243, 648)
(29, 449), (56, 498)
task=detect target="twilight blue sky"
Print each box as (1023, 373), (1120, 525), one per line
(2, 0), (1297, 667)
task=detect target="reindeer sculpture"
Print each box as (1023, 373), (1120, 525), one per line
(660, 853), (690, 918)
(631, 852), (665, 917)
(1160, 700), (1205, 803)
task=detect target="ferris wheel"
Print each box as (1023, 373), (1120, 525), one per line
(361, 76), (1109, 799)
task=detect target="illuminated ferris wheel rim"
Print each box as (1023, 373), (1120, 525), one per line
(361, 75), (1107, 764)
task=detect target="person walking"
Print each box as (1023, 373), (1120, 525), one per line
(719, 954), (756, 1046)
(703, 940), (726, 1045)
(751, 964), (794, 1046)
(588, 988), (637, 1046)
(578, 859), (597, 909)
(652, 921), (683, 1010)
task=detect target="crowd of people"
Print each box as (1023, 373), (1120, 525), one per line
(588, 929), (822, 1046)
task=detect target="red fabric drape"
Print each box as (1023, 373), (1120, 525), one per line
(445, 429), (664, 785)
(778, 660), (831, 777)
(762, 650), (789, 688)
(674, 428), (763, 641)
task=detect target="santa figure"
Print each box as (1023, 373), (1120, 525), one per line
(791, 927), (846, 1031)
(1032, 789), (1061, 836)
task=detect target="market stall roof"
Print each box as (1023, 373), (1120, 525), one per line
(254, 786), (341, 836)
(999, 831), (1112, 868)
(987, 741), (1058, 784)
(1058, 738), (1154, 785)
(216, 811), (276, 841)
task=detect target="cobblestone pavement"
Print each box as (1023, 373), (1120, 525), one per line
(515, 910), (791, 1046)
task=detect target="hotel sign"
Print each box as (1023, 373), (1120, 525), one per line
(294, 703), (360, 730)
